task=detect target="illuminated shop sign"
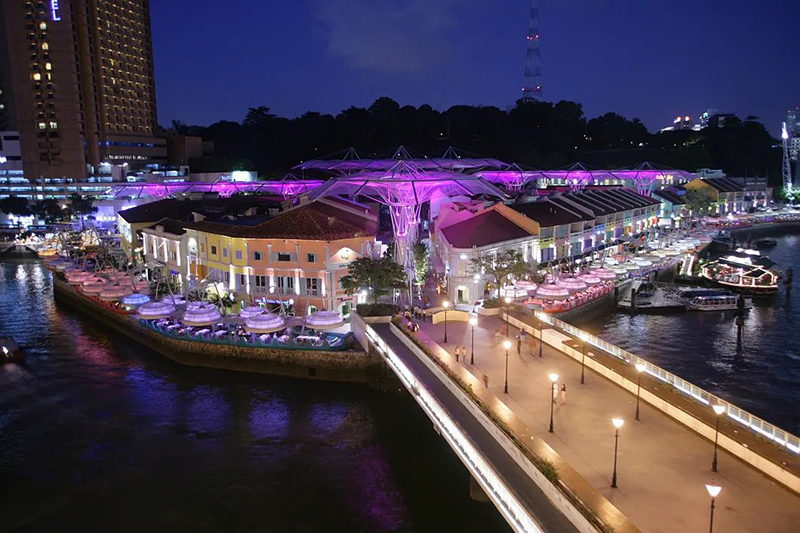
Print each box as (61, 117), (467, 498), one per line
(50, 0), (61, 21)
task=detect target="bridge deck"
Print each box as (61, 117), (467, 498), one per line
(372, 323), (579, 533)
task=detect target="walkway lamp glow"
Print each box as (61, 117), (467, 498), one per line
(711, 404), (726, 472)
(442, 300), (450, 343)
(504, 296), (512, 336)
(469, 316), (477, 365)
(502, 339), (512, 394)
(706, 484), (722, 533)
(548, 372), (559, 433)
(634, 363), (646, 420)
(611, 418), (624, 488)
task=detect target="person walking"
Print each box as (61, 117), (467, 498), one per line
(517, 335), (522, 355)
(560, 383), (567, 405)
(552, 382), (559, 402)
(483, 373), (489, 388)
(454, 345), (460, 362)
(494, 328), (501, 346)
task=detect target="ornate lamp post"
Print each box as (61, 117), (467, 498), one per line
(469, 316), (477, 365)
(705, 484), (722, 533)
(442, 300), (450, 343)
(711, 404), (726, 472)
(634, 363), (646, 420)
(611, 418), (624, 488)
(548, 372), (559, 433)
(502, 339), (512, 394)
(504, 296), (512, 336)
(579, 333), (588, 385)
(535, 311), (544, 358)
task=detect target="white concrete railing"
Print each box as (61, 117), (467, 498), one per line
(364, 324), (546, 533)
(506, 312), (800, 494)
(529, 312), (800, 456)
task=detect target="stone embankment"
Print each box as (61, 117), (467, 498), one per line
(53, 278), (378, 382)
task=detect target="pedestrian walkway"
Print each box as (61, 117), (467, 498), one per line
(415, 314), (800, 533)
(371, 323), (579, 533)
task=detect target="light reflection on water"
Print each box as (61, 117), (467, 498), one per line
(576, 231), (800, 433)
(0, 260), (509, 533)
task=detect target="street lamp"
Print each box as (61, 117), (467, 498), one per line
(548, 372), (558, 433)
(634, 363), (646, 420)
(469, 316), (477, 365)
(579, 333), (588, 385)
(502, 339), (512, 394)
(611, 418), (624, 488)
(442, 300), (450, 343)
(705, 484), (722, 533)
(504, 296), (512, 336)
(535, 311), (544, 358)
(711, 404), (726, 472)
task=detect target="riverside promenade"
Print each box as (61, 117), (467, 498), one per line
(413, 314), (800, 533)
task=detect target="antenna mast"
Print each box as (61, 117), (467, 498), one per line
(521, 0), (541, 102)
(782, 122), (793, 192)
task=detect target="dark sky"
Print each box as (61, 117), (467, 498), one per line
(151, 0), (800, 135)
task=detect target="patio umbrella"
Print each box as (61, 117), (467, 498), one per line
(100, 284), (133, 301)
(590, 268), (618, 281)
(244, 312), (286, 334)
(83, 280), (109, 294)
(66, 271), (93, 285)
(240, 305), (268, 319)
(122, 293), (151, 306)
(578, 274), (602, 285)
(161, 294), (186, 306)
(556, 278), (588, 291)
(304, 310), (344, 331)
(181, 304), (223, 327)
(138, 301), (177, 320)
(534, 285), (570, 300)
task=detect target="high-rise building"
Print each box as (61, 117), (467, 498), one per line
(0, 0), (166, 182)
(787, 107), (800, 137)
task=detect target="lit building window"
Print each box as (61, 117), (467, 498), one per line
(49, 122), (58, 129)
(41, 43), (49, 50)
(33, 73), (41, 80)
(39, 22), (47, 30)
(45, 62), (52, 70)
(38, 122), (46, 130)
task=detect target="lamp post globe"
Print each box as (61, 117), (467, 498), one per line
(611, 418), (624, 488)
(711, 404), (726, 472)
(548, 372), (558, 433)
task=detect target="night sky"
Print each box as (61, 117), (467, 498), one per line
(151, 0), (800, 135)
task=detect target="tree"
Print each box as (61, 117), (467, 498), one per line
(685, 188), (716, 224)
(340, 256), (407, 304)
(469, 249), (532, 295)
(31, 199), (66, 224)
(68, 194), (97, 230)
(411, 240), (430, 295)
(0, 196), (32, 218)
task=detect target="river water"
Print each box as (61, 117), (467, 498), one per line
(575, 227), (800, 434)
(0, 259), (509, 533)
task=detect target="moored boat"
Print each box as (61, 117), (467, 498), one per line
(687, 294), (752, 312)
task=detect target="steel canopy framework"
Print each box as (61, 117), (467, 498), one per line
(305, 159), (509, 266)
(108, 178), (325, 200)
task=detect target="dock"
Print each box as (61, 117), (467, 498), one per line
(616, 280), (687, 313)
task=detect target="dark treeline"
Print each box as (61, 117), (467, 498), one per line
(165, 97), (783, 184)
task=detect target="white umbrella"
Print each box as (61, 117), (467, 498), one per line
(161, 294), (186, 305)
(534, 285), (570, 300)
(244, 312), (286, 334)
(100, 284), (133, 301)
(240, 305), (268, 319)
(181, 304), (223, 327)
(556, 278), (588, 291)
(138, 301), (177, 320)
(122, 293), (151, 307)
(304, 310), (344, 331)
(83, 280), (108, 294)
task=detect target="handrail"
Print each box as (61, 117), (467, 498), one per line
(534, 311), (800, 455)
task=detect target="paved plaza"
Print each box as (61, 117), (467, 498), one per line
(413, 313), (800, 533)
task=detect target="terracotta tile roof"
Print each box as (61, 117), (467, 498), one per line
(181, 200), (377, 240)
(441, 209), (532, 248)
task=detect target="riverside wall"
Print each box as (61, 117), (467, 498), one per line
(53, 278), (378, 383)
